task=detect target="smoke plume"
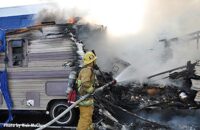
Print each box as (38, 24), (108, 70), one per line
(82, 0), (200, 83)
(34, 0), (200, 83)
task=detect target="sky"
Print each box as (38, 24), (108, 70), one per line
(0, 0), (46, 8)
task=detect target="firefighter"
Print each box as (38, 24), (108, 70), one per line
(77, 51), (97, 130)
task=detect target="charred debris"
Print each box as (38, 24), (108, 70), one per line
(94, 60), (200, 130)
(110, 60), (200, 111)
(6, 20), (200, 130)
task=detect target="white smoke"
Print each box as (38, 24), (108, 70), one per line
(83, 0), (200, 82)
(33, 0), (200, 82)
(33, 4), (86, 24)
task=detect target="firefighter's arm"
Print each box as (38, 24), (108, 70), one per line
(82, 81), (94, 93)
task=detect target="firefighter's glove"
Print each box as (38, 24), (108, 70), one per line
(93, 64), (99, 70)
(86, 85), (95, 93)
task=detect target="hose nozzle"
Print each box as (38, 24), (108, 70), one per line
(110, 79), (117, 85)
(95, 79), (117, 93)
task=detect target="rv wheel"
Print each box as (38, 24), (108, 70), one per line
(49, 101), (76, 125)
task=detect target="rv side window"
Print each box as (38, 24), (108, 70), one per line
(8, 40), (28, 67)
(12, 40), (23, 66)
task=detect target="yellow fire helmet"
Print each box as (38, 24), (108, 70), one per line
(83, 51), (97, 65)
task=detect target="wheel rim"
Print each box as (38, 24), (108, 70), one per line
(52, 103), (72, 124)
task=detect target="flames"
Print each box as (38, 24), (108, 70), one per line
(67, 17), (76, 24)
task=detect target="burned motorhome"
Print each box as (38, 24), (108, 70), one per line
(0, 21), (106, 126)
(0, 24), (80, 125)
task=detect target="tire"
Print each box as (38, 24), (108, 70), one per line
(49, 101), (77, 125)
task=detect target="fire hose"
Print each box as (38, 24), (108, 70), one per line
(36, 80), (117, 130)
